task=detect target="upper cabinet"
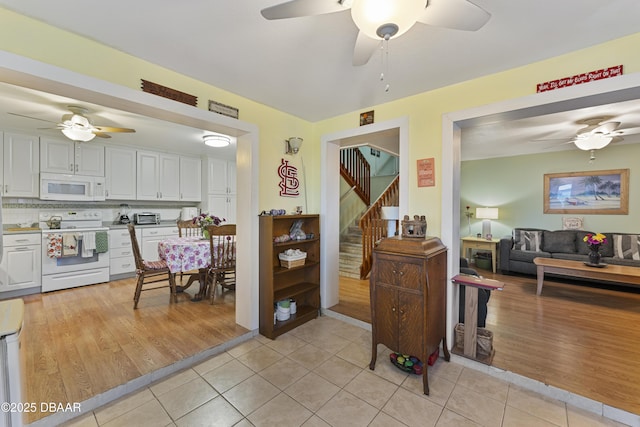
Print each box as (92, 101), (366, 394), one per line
(207, 158), (236, 195)
(136, 151), (180, 201)
(105, 146), (137, 200)
(40, 138), (104, 177)
(179, 156), (202, 202)
(3, 132), (40, 198)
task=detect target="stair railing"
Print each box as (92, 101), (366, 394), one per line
(340, 148), (370, 206)
(358, 176), (399, 279)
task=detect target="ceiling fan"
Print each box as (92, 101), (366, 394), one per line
(10, 105), (136, 142)
(260, 0), (491, 66)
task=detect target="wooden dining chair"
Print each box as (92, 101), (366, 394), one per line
(205, 224), (236, 303)
(175, 219), (204, 286)
(177, 219), (202, 238)
(128, 224), (177, 309)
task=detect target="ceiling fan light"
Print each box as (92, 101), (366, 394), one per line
(351, 0), (424, 40)
(203, 134), (231, 148)
(573, 134), (612, 151)
(61, 127), (96, 142)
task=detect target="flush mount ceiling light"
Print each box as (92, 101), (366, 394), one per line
(261, 0), (490, 66)
(203, 134), (231, 148)
(573, 133), (613, 151)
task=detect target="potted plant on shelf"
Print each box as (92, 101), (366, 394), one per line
(192, 213), (225, 239)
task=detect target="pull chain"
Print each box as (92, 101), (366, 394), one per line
(379, 36), (390, 93)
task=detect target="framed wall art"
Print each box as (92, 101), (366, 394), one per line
(543, 169), (629, 215)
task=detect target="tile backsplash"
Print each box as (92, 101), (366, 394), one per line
(1, 198), (197, 227)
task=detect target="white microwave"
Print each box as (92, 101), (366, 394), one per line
(40, 172), (106, 201)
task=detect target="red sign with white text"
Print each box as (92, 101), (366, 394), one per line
(536, 65), (623, 93)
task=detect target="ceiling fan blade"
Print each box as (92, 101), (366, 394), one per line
(417, 0), (491, 31)
(93, 132), (112, 139)
(610, 136), (624, 143)
(352, 31), (380, 66)
(592, 121), (620, 134)
(261, 0), (348, 20)
(93, 126), (136, 133)
(7, 112), (58, 124)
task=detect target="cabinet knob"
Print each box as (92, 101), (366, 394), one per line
(392, 307), (396, 312)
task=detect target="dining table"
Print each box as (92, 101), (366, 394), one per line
(158, 236), (211, 301)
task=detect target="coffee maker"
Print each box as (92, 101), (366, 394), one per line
(118, 204), (131, 224)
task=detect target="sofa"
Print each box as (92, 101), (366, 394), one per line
(499, 228), (640, 276)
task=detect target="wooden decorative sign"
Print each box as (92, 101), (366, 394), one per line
(208, 100), (239, 119)
(417, 158), (435, 187)
(278, 158), (300, 197)
(141, 79), (197, 106)
(536, 65), (623, 93)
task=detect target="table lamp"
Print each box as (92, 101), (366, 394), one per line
(476, 207), (498, 239)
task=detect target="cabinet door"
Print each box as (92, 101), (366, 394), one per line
(179, 156), (202, 201)
(227, 161), (237, 194)
(159, 153), (180, 200)
(0, 245), (41, 291)
(136, 151), (159, 200)
(3, 133), (39, 197)
(207, 158), (228, 194)
(398, 292), (423, 357)
(207, 194), (228, 220)
(374, 285), (398, 349)
(76, 143), (105, 176)
(226, 195), (237, 223)
(40, 138), (74, 174)
(105, 147), (137, 200)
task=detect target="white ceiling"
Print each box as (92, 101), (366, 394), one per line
(1, 1), (640, 159)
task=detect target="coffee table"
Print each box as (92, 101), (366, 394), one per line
(533, 257), (640, 295)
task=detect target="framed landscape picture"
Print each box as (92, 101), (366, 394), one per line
(543, 169), (629, 214)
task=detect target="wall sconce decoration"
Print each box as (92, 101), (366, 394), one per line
(476, 207), (499, 239)
(285, 137), (303, 155)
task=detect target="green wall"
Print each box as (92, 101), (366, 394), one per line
(461, 143), (639, 239)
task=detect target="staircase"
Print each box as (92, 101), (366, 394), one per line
(339, 222), (363, 279)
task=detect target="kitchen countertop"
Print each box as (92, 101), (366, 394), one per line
(3, 226), (42, 235)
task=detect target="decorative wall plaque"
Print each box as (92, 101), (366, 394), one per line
(417, 158), (435, 187)
(278, 158), (300, 197)
(208, 100), (239, 119)
(141, 79), (197, 106)
(360, 110), (374, 126)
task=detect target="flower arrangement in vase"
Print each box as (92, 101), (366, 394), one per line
(464, 205), (474, 236)
(583, 233), (606, 265)
(192, 213), (225, 239)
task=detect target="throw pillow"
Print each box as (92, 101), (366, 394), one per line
(542, 230), (576, 253)
(513, 230), (542, 252)
(613, 234), (640, 260)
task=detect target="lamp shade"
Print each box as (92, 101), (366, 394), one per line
(476, 207), (498, 220)
(573, 134), (613, 151)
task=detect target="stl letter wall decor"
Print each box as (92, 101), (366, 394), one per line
(278, 158), (300, 197)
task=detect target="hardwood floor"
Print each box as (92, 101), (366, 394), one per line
(21, 277), (246, 424)
(331, 268), (640, 417)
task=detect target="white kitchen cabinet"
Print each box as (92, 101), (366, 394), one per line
(140, 226), (179, 262)
(136, 151), (180, 201)
(179, 156), (202, 201)
(109, 228), (140, 277)
(3, 132), (40, 198)
(105, 146), (137, 200)
(207, 194), (236, 223)
(40, 137), (104, 176)
(207, 158), (236, 195)
(0, 233), (41, 292)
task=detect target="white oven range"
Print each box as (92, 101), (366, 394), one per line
(39, 211), (109, 292)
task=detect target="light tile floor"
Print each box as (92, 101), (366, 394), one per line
(62, 316), (629, 427)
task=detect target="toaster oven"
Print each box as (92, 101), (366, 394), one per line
(134, 212), (160, 225)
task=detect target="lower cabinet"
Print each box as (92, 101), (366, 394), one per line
(109, 228), (140, 277)
(0, 233), (41, 292)
(140, 226), (179, 262)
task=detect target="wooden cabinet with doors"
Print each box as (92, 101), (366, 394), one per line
(369, 236), (450, 395)
(259, 214), (320, 339)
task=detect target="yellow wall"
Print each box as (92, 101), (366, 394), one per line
(3, 7), (640, 229)
(314, 32), (640, 235)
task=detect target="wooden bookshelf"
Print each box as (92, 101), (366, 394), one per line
(259, 214), (320, 339)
